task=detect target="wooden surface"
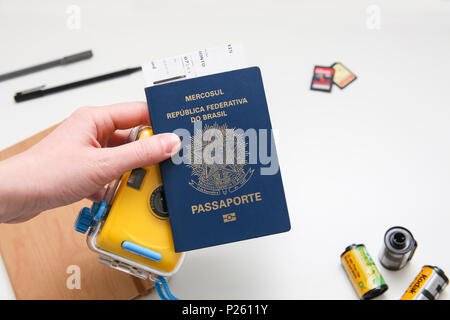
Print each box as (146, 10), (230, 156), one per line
(0, 126), (153, 299)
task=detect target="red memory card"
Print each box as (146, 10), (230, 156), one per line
(310, 66), (335, 92)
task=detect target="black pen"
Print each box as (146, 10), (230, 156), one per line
(14, 66), (142, 102)
(0, 50), (93, 82)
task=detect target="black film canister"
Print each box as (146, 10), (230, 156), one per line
(379, 226), (417, 270)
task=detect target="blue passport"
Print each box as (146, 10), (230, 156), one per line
(145, 67), (290, 252)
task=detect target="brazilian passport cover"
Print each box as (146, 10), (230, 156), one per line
(145, 67), (290, 252)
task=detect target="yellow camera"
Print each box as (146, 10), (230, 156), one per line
(74, 126), (184, 279)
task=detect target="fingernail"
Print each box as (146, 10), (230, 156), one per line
(159, 133), (181, 157)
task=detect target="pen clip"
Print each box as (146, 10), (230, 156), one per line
(17, 85), (46, 95)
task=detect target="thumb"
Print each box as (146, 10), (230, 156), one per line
(102, 133), (181, 176)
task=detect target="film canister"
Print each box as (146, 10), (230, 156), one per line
(379, 226), (417, 271)
(401, 265), (448, 300)
(341, 244), (388, 300)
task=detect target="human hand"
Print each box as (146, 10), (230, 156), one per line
(0, 102), (181, 223)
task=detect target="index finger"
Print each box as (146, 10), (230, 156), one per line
(93, 101), (151, 131)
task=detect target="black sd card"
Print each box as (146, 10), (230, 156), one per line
(310, 66), (335, 92)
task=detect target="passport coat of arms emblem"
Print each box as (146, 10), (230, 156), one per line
(187, 123), (254, 196)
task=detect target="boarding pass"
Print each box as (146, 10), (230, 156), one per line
(141, 43), (247, 87)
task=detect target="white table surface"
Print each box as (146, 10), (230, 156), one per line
(1, 0), (450, 300)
